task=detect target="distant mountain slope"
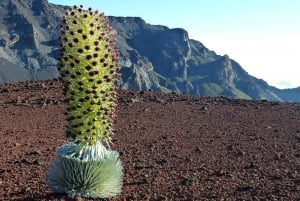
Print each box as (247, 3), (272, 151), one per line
(0, 57), (31, 82)
(0, 0), (299, 102)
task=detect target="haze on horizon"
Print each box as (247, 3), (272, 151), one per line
(49, 0), (300, 89)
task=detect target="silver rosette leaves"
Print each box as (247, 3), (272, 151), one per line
(46, 141), (123, 198)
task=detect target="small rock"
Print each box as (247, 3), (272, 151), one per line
(213, 170), (226, 177)
(156, 159), (167, 165)
(16, 96), (22, 104)
(156, 195), (168, 200)
(245, 162), (259, 169)
(119, 150), (128, 156)
(195, 147), (202, 153)
(33, 159), (43, 165)
(143, 177), (154, 184)
(28, 150), (42, 155)
(25, 187), (32, 192)
(131, 98), (139, 103)
(275, 152), (285, 160)
(155, 98), (165, 104)
(149, 163), (159, 168)
(182, 177), (199, 186)
(237, 150), (246, 156)
(200, 105), (208, 111)
(46, 99), (53, 104)
(14, 143), (21, 146)
(2, 88), (9, 93)
(21, 158), (31, 165)
(237, 185), (253, 192)
(41, 83), (46, 89)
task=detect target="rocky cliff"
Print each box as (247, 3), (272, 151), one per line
(0, 0), (299, 102)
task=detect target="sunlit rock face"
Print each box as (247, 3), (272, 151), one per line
(0, 0), (64, 81)
(0, 0), (299, 102)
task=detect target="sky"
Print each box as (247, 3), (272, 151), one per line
(48, 0), (300, 89)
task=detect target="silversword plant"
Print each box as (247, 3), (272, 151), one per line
(46, 5), (123, 198)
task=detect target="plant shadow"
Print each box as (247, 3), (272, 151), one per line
(13, 192), (105, 201)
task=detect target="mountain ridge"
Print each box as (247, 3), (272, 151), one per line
(0, 0), (299, 102)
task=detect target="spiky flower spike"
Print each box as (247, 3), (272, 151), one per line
(59, 5), (120, 147)
(47, 5), (123, 198)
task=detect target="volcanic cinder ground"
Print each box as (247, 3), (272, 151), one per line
(0, 80), (299, 201)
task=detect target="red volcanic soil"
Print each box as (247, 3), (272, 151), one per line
(0, 80), (299, 201)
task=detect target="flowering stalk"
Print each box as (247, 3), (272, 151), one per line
(59, 5), (120, 148)
(46, 5), (123, 198)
